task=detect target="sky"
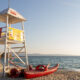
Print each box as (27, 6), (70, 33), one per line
(0, 0), (80, 55)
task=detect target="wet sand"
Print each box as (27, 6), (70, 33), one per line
(0, 69), (80, 80)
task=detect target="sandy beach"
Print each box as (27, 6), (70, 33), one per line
(0, 69), (80, 80)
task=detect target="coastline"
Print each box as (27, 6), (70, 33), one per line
(0, 69), (80, 80)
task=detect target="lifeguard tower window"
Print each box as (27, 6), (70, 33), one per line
(11, 23), (22, 30)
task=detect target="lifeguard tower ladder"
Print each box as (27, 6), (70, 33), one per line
(0, 8), (29, 76)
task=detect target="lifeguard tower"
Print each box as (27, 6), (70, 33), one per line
(0, 8), (29, 76)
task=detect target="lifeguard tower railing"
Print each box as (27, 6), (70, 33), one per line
(0, 8), (29, 76)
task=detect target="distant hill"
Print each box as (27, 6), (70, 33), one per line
(28, 53), (76, 56)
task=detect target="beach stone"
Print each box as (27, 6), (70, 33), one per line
(0, 69), (80, 80)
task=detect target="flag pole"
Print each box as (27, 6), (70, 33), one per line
(8, 0), (10, 8)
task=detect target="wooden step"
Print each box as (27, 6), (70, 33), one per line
(8, 52), (26, 53)
(11, 46), (24, 49)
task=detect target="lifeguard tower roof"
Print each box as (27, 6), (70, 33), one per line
(0, 8), (26, 24)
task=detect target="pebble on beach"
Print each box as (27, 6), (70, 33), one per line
(0, 69), (80, 80)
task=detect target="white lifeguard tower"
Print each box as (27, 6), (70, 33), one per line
(0, 8), (29, 76)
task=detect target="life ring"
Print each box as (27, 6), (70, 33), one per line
(10, 68), (20, 78)
(36, 65), (47, 71)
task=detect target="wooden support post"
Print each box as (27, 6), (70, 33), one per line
(17, 47), (24, 54)
(8, 46), (25, 65)
(8, 44), (10, 68)
(3, 15), (8, 77)
(21, 21), (29, 68)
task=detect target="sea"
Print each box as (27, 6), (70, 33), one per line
(1, 56), (80, 71)
(28, 56), (80, 71)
